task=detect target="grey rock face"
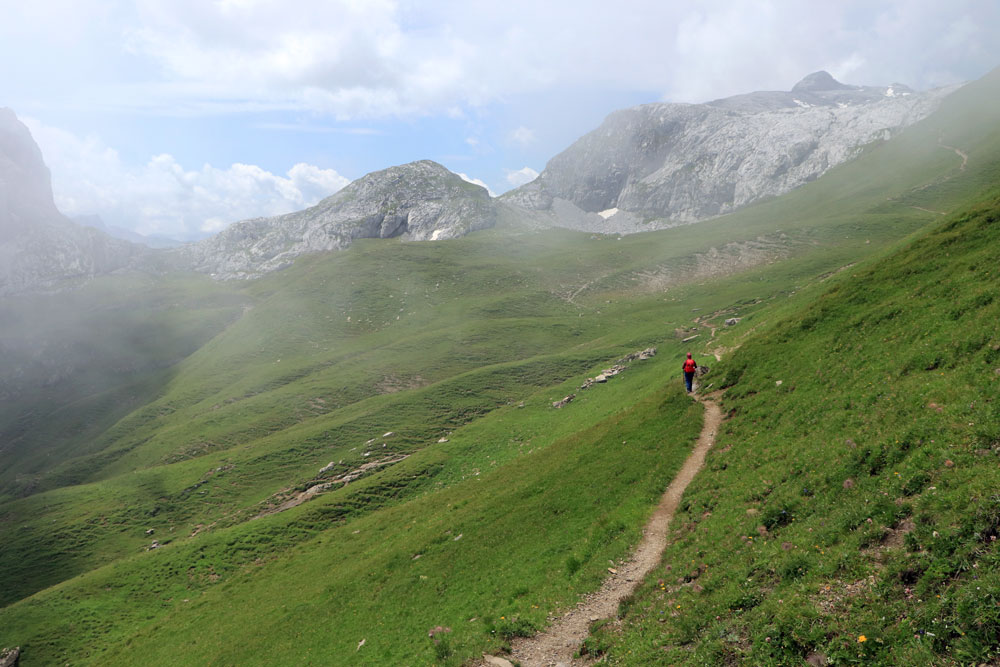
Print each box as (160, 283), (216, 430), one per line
(0, 109), (145, 295)
(179, 160), (497, 279)
(501, 72), (959, 233)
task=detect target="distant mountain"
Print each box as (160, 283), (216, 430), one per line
(75, 214), (184, 249)
(501, 71), (960, 233)
(0, 108), (146, 294)
(176, 159), (497, 279)
(0, 72), (965, 288)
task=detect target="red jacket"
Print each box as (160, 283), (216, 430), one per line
(683, 358), (697, 373)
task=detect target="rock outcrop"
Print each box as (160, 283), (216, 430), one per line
(176, 160), (498, 279)
(0, 646), (19, 667)
(501, 72), (958, 233)
(0, 108), (145, 295)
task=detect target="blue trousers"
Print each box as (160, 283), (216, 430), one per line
(684, 371), (694, 392)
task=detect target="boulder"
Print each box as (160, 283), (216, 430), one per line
(552, 394), (575, 408)
(0, 647), (20, 667)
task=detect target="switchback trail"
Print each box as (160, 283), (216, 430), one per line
(483, 391), (723, 667)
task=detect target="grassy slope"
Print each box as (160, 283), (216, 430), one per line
(3, 350), (704, 665)
(0, 273), (248, 496)
(588, 177), (1000, 664)
(0, 69), (997, 665)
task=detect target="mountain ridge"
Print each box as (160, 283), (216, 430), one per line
(173, 159), (497, 279)
(501, 72), (959, 232)
(0, 108), (147, 295)
(0, 72), (965, 291)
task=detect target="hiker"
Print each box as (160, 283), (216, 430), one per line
(682, 353), (697, 393)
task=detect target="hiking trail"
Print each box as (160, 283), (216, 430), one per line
(482, 390), (723, 667)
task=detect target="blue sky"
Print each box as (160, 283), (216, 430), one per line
(3, 0), (998, 241)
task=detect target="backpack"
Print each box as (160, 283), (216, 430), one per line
(683, 358), (697, 373)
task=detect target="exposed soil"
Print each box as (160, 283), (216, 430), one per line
(483, 391), (723, 667)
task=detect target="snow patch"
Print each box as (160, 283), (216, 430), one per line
(598, 207), (619, 219)
(792, 99), (811, 108)
(431, 229), (445, 240)
(885, 86), (896, 97)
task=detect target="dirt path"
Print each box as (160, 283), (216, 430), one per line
(939, 142), (968, 172)
(909, 205), (946, 215)
(484, 392), (723, 667)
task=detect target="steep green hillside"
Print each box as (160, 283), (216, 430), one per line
(0, 274), (247, 497)
(589, 189), (1000, 665)
(0, 69), (998, 666)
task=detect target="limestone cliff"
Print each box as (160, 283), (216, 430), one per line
(501, 72), (958, 232)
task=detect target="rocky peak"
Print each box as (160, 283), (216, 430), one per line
(791, 71), (853, 93)
(0, 108), (60, 240)
(0, 109), (145, 295)
(501, 73), (956, 234)
(178, 160), (499, 279)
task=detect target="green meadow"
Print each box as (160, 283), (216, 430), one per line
(1, 69), (998, 665)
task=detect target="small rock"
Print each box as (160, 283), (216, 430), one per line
(0, 646), (21, 667)
(607, 567), (618, 574)
(725, 317), (741, 326)
(775, 380), (783, 386)
(944, 459), (954, 468)
(843, 478), (855, 489)
(437, 438), (449, 443)
(806, 653), (828, 667)
(357, 638), (366, 651)
(552, 394), (575, 408)
(682, 334), (700, 343)
(483, 656), (514, 667)
(382, 431), (394, 437)
(145, 528), (155, 535)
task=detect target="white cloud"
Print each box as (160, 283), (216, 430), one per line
(456, 172), (495, 197)
(23, 118), (350, 240)
(508, 126), (535, 146)
(5, 1), (996, 120)
(504, 166), (539, 188)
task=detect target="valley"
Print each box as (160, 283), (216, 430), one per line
(0, 68), (998, 665)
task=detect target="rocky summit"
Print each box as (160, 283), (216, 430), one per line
(177, 160), (498, 279)
(501, 72), (958, 233)
(0, 108), (144, 295)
